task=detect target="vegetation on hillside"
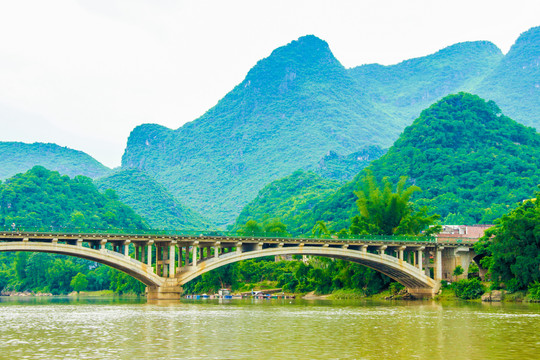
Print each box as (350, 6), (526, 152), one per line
(475, 26), (540, 129)
(234, 170), (341, 235)
(281, 93), (540, 233)
(306, 145), (386, 182)
(96, 169), (211, 230)
(0, 142), (110, 180)
(351, 40), (503, 123)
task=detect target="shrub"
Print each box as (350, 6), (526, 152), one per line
(452, 278), (485, 299)
(528, 282), (540, 301)
(389, 282), (405, 294)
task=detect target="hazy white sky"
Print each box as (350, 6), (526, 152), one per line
(1, 0), (539, 167)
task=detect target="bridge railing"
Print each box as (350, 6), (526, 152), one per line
(0, 226), (439, 243)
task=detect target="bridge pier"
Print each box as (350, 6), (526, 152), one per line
(146, 279), (183, 300)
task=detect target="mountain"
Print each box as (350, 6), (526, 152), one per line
(349, 41), (504, 124)
(306, 145), (386, 182)
(0, 142), (110, 180)
(474, 26), (540, 129)
(0, 166), (146, 230)
(240, 93), (540, 234)
(95, 169), (211, 230)
(122, 35), (400, 226)
(234, 170), (341, 234)
(0, 166), (147, 295)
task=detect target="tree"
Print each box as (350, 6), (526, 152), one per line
(237, 220), (263, 236)
(453, 265), (464, 280)
(311, 221), (330, 237)
(474, 193), (540, 290)
(70, 272), (88, 293)
(349, 171), (440, 235)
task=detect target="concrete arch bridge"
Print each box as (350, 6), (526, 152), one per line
(0, 231), (478, 300)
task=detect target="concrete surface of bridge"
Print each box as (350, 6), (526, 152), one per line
(0, 231), (478, 300)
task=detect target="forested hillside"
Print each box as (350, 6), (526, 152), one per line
(350, 41), (503, 124)
(234, 170), (341, 234)
(96, 169), (211, 230)
(237, 93), (540, 234)
(0, 142), (110, 180)
(306, 145), (386, 182)
(0, 167), (147, 294)
(475, 26), (540, 129)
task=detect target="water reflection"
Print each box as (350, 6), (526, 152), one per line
(0, 297), (539, 359)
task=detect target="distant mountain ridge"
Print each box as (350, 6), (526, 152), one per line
(350, 40), (504, 123)
(0, 142), (110, 180)
(474, 26), (540, 128)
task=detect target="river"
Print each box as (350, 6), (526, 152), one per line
(0, 297), (539, 359)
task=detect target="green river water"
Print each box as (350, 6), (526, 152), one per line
(0, 297), (539, 359)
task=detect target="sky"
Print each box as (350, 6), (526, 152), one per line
(1, 0), (539, 168)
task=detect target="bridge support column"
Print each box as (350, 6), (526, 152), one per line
(417, 247), (424, 271)
(100, 239), (107, 252)
(192, 244), (198, 267)
(147, 240), (154, 269)
(123, 240), (131, 257)
(377, 245), (387, 256)
(398, 246), (406, 261)
(441, 247), (475, 281)
(146, 279), (183, 301)
(169, 241), (176, 278)
(214, 242), (221, 258)
(434, 247), (444, 281)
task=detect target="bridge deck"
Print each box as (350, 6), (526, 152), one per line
(0, 231), (477, 247)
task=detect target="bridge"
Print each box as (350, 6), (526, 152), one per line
(0, 230), (478, 300)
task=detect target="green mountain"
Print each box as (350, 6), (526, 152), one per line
(0, 142), (110, 180)
(0, 166), (147, 295)
(122, 35), (400, 226)
(0, 166), (146, 230)
(239, 93), (540, 234)
(95, 169), (211, 230)
(367, 93), (540, 224)
(306, 145), (386, 182)
(474, 26), (540, 129)
(234, 170), (341, 234)
(350, 41), (504, 124)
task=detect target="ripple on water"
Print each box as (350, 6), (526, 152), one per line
(0, 300), (539, 359)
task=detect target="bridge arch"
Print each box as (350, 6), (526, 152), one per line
(0, 242), (164, 287)
(179, 246), (438, 296)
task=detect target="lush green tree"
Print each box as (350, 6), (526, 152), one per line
(237, 220), (263, 236)
(70, 272), (89, 293)
(474, 193), (540, 290)
(453, 265), (464, 277)
(349, 171), (439, 235)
